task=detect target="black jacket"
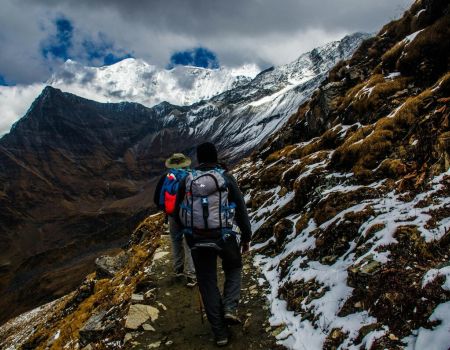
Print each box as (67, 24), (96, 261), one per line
(175, 163), (252, 243)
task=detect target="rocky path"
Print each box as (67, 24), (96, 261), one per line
(125, 233), (282, 349)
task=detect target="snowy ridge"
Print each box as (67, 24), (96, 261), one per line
(0, 32), (368, 143)
(179, 32), (370, 161)
(47, 58), (260, 107)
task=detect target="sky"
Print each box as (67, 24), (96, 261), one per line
(0, 0), (414, 85)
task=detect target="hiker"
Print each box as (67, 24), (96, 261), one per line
(175, 142), (252, 347)
(153, 153), (196, 287)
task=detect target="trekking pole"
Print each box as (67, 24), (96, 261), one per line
(197, 285), (205, 324)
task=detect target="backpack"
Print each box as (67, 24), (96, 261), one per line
(159, 169), (188, 215)
(179, 168), (236, 232)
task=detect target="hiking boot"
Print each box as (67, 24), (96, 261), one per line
(186, 276), (197, 288)
(224, 309), (241, 325)
(215, 337), (229, 347)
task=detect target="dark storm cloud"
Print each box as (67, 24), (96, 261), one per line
(1, 0), (414, 84)
(26, 0), (412, 35)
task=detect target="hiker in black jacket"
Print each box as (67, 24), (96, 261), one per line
(175, 142), (252, 347)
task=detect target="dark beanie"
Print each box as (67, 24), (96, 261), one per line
(197, 142), (218, 164)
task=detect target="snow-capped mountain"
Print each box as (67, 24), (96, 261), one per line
(47, 58), (260, 107)
(0, 60), (259, 136)
(181, 32), (370, 160)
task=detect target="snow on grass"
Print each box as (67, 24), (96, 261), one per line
(404, 29), (425, 44)
(423, 265), (450, 291)
(251, 166), (450, 349)
(386, 72), (401, 80)
(404, 301), (450, 350)
(250, 188), (295, 232)
(255, 248), (377, 349)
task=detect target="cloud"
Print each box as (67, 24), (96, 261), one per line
(39, 16), (134, 70)
(0, 84), (45, 135)
(0, 0), (413, 84)
(169, 48), (219, 69)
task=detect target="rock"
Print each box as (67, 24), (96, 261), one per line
(318, 81), (346, 115)
(81, 345), (93, 350)
(273, 219), (294, 250)
(148, 341), (161, 348)
(271, 325), (285, 337)
(389, 333), (399, 341)
(95, 251), (130, 279)
(125, 304), (160, 329)
(153, 251), (169, 261)
(331, 328), (344, 340)
(79, 310), (116, 346)
(131, 293), (145, 302)
(142, 323), (156, 331)
(144, 289), (156, 300)
(157, 302), (167, 311)
(124, 333), (133, 344)
(348, 255), (382, 287)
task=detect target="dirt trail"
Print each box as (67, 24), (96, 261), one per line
(126, 233), (281, 349)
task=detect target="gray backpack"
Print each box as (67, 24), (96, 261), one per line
(179, 168), (235, 232)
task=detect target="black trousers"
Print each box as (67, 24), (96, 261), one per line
(188, 233), (242, 339)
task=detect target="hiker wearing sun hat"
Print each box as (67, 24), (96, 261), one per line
(153, 153), (196, 287)
(165, 153), (192, 169)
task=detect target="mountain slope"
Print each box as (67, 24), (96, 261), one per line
(234, 0), (450, 348)
(0, 59), (259, 136)
(0, 33), (367, 325)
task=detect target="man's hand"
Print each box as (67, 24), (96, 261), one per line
(241, 242), (250, 254)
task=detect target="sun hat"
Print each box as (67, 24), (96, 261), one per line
(165, 153), (192, 169)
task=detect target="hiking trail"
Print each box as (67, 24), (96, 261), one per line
(125, 232), (282, 349)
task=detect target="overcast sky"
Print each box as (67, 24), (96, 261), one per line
(0, 0), (413, 85)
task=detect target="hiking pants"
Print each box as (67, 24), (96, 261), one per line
(189, 233), (242, 339)
(168, 216), (195, 276)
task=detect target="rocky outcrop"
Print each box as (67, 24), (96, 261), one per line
(95, 252), (130, 279)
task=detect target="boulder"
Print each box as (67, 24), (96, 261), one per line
(95, 251), (130, 279)
(125, 304), (159, 330)
(79, 310), (116, 346)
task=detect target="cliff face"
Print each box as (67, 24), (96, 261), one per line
(235, 0), (450, 348)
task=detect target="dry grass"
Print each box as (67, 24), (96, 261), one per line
(332, 88), (433, 178)
(338, 74), (411, 115)
(381, 41), (407, 70)
(397, 14), (450, 81)
(25, 214), (163, 349)
(266, 145), (296, 163)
